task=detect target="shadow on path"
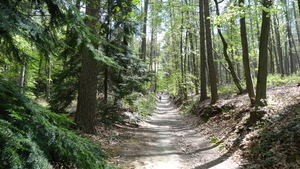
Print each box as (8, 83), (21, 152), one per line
(106, 94), (241, 169)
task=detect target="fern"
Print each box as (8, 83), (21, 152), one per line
(0, 80), (116, 169)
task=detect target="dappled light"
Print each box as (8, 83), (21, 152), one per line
(1, 0), (300, 168)
(101, 95), (239, 168)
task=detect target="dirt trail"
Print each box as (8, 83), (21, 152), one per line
(106, 94), (241, 169)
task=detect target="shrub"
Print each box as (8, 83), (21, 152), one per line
(0, 80), (115, 169)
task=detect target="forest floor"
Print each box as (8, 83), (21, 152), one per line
(95, 94), (241, 169)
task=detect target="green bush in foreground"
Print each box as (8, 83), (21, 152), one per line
(0, 80), (115, 169)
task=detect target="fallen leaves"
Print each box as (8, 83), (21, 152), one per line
(188, 85), (300, 168)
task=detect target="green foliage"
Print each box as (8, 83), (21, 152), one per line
(124, 93), (157, 117)
(99, 104), (127, 128)
(156, 70), (180, 96)
(218, 83), (241, 97)
(0, 80), (115, 169)
(267, 73), (300, 86)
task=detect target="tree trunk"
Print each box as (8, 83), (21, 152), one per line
(255, 0), (272, 108)
(286, 15), (296, 74)
(214, 0), (244, 94)
(36, 57), (43, 98)
(19, 56), (26, 93)
(75, 0), (99, 134)
(199, 0), (208, 101)
(204, 0), (218, 104)
(140, 0), (149, 62)
(273, 15), (284, 76)
(103, 65), (108, 104)
(189, 31), (199, 95)
(239, 0), (255, 105)
(45, 55), (51, 100)
(150, 26), (155, 71)
(179, 12), (187, 100)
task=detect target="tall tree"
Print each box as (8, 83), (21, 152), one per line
(255, 0), (273, 108)
(204, 0), (218, 104)
(140, 0), (149, 62)
(273, 15), (285, 76)
(239, 0), (256, 105)
(75, 0), (100, 134)
(199, 0), (208, 101)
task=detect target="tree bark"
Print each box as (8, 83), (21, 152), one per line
(19, 56), (26, 93)
(255, 0), (272, 108)
(204, 0), (218, 104)
(199, 0), (208, 101)
(239, 0), (256, 105)
(75, 0), (99, 134)
(140, 0), (149, 62)
(36, 57), (43, 98)
(45, 55), (51, 100)
(286, 14), (296, 74)
(273, 15), (284, 76)
(189, 31), (199, 95)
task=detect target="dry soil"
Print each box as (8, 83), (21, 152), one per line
(105, 94), (241, 169)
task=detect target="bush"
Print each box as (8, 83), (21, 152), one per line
(0, 80), (115, 169)
(125, 93), (156, 117)
(267, 73), (300, 86)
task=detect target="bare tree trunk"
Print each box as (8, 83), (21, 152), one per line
(19, 56), (26, 93)
(204, 0), (218, 104)
(189, 31), (199, 95)
(36, 57), (43, 98)
(45, 55), (51, 100)
(255, 0), (272, 108)
(286, 14), (296, 74)
(273, 15), (285, 76)
(239, 0), (256, 105)
(150, 26), (155, 71)
(199, 0), (208, 101)
(75, 0), (99, 134)
(140, 0), (149, 62)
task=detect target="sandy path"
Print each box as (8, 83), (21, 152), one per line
(106, 94), (241, 169)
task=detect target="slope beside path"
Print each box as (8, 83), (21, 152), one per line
(104, 94), (241, 169)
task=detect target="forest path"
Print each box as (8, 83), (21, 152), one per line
(105, 94), (240, 169)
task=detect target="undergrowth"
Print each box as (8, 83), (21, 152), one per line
(0, 80), (115, 169)
(124, 93), (156, 117)
(267, 73), (300, 86)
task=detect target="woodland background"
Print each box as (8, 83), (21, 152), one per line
(1, 0), (300, 168)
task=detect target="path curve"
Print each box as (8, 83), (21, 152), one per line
(107, 94), (240, 169)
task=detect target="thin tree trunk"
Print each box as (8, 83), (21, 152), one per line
(214, 0), (244, 94)
(189, 31), (199, 95)
(239, 0), (255, 104)
(45, 55), (51, 100)
(204, 0), (218, 104)
(19, 56), (26, 93)
(150, 26), (155, 71)
(36, 57), (43, 98)
(273, 15), (284, 76)
(140, 0), (149, 62)
(199, 0), (208, 101)
(255, 0), (272, 108)
(286, 14), (296, 74)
